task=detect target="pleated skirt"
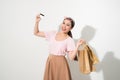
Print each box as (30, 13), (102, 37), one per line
(44, 54), (72, 80)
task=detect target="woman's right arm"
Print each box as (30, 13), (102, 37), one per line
(34, 14), (45, 37)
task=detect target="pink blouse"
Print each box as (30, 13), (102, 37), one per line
(44, 31), (75, 56)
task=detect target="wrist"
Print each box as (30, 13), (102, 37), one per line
(76, 44), (80, 49)
(75, 46), (79, 51)
(35, 22), (39, 24)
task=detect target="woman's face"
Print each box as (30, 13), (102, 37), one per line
(60, 19), (72, 33)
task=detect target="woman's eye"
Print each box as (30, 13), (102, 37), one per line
(67, 24), (70, 26)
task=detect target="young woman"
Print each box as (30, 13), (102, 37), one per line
(34, 14), (85, 80)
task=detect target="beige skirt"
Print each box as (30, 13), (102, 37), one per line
(44, 54), (72, 80)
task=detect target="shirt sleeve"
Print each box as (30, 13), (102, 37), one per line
(44, 31), (56, 41)
(66, 38), (75, 53)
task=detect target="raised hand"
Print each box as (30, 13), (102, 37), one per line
(76, 39), (86, 47)
(36, 14), (41, 23)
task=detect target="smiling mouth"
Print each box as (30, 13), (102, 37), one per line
(62, 29), (66, 31)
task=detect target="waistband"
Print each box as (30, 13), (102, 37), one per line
(49, 53), (65, 57)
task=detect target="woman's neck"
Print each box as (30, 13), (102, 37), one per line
(58, 31), (68, 36)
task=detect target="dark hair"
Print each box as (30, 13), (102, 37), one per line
(64, 17), (75, 38)
(68, 31), (73, 38)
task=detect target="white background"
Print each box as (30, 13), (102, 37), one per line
(0, 0), (120, 80)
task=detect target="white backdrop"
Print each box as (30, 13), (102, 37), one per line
(0, 0), (120, 80)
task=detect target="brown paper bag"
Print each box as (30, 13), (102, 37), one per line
(77, 44), (99, 74)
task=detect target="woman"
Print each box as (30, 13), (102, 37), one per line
(34, 14), (85, 80)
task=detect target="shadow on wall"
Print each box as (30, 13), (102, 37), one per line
(80, 25), (96, 42)
(68, 25), (96, 80)
(97, 51), (120, 80)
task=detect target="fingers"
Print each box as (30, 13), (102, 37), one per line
(81, 39), (86, 44)
(36, 13), (44, 18)
(35, 14), (41, 23)
(36, 14), (40, 18)
(79, 39), (86, 45)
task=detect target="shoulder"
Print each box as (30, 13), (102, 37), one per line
(67, 37), (75, 43)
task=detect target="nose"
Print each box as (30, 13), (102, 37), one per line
(62, 25), (66, 28)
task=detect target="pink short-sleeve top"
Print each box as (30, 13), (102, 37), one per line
(44, 31), (75, 56)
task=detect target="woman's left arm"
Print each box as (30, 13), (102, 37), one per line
(68, 39), (85, 60)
